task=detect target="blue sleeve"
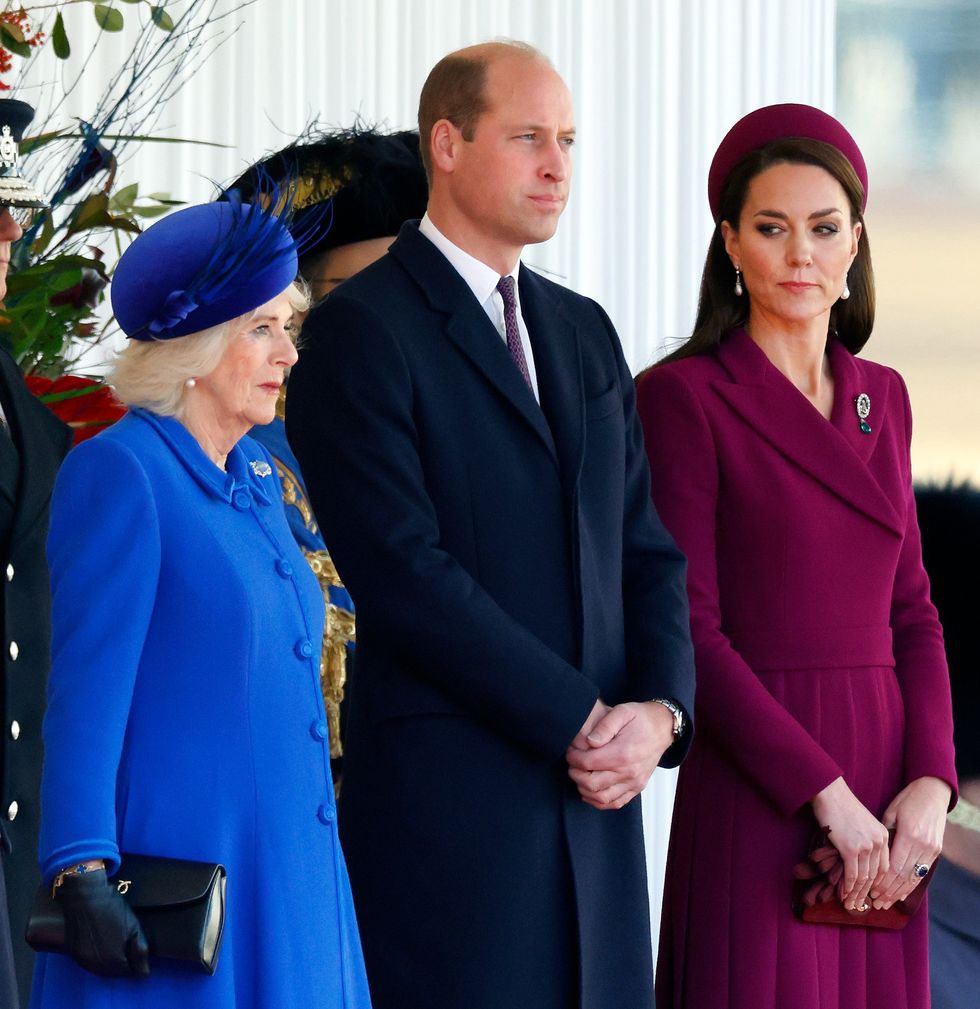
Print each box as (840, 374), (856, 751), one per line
(39, 436), (161, 882)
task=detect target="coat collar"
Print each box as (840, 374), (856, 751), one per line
(132, 408), (275, 507)
(0, 347), (71, 544)
(713, 328), (904, 537)
(389, 222), (560, 465)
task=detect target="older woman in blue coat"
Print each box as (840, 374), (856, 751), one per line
(29, 200), (372, 1009)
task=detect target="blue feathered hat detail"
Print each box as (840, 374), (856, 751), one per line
(111, 186), (312, 341)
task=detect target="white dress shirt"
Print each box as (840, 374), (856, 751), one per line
(418, 214), (540, 402)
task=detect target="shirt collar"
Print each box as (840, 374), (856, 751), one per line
(418, 213), (520, 307)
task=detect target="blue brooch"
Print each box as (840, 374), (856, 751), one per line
(854, 393), (872, 434)
(250, 460), (272, 478)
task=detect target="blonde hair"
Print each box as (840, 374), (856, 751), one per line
(110, 281), (310, 418)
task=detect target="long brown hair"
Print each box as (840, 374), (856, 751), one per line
(662, 138), (875, 365)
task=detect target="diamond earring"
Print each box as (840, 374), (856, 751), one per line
(734, 267), (743, 297)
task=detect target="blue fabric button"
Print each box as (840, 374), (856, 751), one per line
(295, 639), (314, 659)
(232, 489), (251, 511)
(310, 720), (329, 741)
(317, 803), (336, 825)
(275, 558), (293, 579)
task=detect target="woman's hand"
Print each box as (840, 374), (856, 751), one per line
(811, 776), (890, 911)
(869, 775), (951, 910)
(56, 867), (150, 978)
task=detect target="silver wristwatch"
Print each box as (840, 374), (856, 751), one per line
(651, 697), (685, 739)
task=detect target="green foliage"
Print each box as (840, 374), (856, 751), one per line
(0, 22), (33, 59)
(51, 13), (70, 58)
(93, 5), (124, 32)
(0, 255), (107, 370)
(150, 6), (174, 31)
(3, 183), (181, 373)
(0, 1), (244, 377)
(6, 2), (177, 66)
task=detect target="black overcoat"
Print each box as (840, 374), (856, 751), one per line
(287, 223), (695, 1009)
(0, 346), (71, 1006)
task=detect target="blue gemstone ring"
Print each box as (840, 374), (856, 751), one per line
(913, 862), (930, 879)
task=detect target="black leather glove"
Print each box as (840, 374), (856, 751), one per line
(55, 868), (150, 978)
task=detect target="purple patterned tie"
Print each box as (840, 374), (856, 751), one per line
(496, 275), (533, 391)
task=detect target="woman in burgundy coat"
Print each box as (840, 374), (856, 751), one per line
(636, 105), (957, 1009)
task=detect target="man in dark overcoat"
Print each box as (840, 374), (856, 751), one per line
(287, 41), (695, 1009)
(0, 98), (72, 1008)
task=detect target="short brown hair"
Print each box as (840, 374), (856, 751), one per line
(417, 41), (545, 186)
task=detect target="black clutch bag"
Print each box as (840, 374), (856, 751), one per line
(26, 854), (227, 975)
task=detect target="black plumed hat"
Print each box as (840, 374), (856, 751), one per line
(915, 481), (980, 781)
(224, 127), (427, 264)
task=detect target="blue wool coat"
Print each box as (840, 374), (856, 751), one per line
(30, 409), (371, 1009)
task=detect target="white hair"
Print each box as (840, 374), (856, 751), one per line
(109, 281), (310, 418)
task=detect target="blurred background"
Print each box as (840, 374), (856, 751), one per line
(838, 0), (980, 482)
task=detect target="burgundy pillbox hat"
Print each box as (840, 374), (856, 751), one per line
(707, 103), (868, 221)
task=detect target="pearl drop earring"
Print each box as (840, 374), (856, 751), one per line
(840, 278), (850, 301)
(185, 377), (197, 389)
(733, 267), (743, 297)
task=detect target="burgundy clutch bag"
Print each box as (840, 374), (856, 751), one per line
(792, 834), (935, 930)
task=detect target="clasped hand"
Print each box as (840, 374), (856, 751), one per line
(565, 699), (675, 810)
(810, 775), (950, 912)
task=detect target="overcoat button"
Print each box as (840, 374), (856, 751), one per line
(8, 641), (18, 661)
(310, 720), (328, 741)
(5, 563), (12, 582)
(232, 490), (251, 511)
(295, 640), (314, 659)
(6, 801), (18, 821)
(275, 559), (293, 579)
(317, 803), (336, 825)
(9, 721), (19, 741)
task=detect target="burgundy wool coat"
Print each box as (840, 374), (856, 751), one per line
(636, 328), (957, 1009)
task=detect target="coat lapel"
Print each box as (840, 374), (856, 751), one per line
(389, 224), (557, 462)
(518, 267), (585, 493)
(713, 329), (903, 537)
(826, 339), (888, 464)
(0, 348), (71, 544)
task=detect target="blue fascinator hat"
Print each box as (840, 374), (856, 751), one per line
(111, 196), (299, 341)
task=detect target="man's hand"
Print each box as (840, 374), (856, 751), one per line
(568, 698), (612, 753)
(565, 701), (675, 810)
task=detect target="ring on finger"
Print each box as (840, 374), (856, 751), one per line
(912, 862), (930, 879)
